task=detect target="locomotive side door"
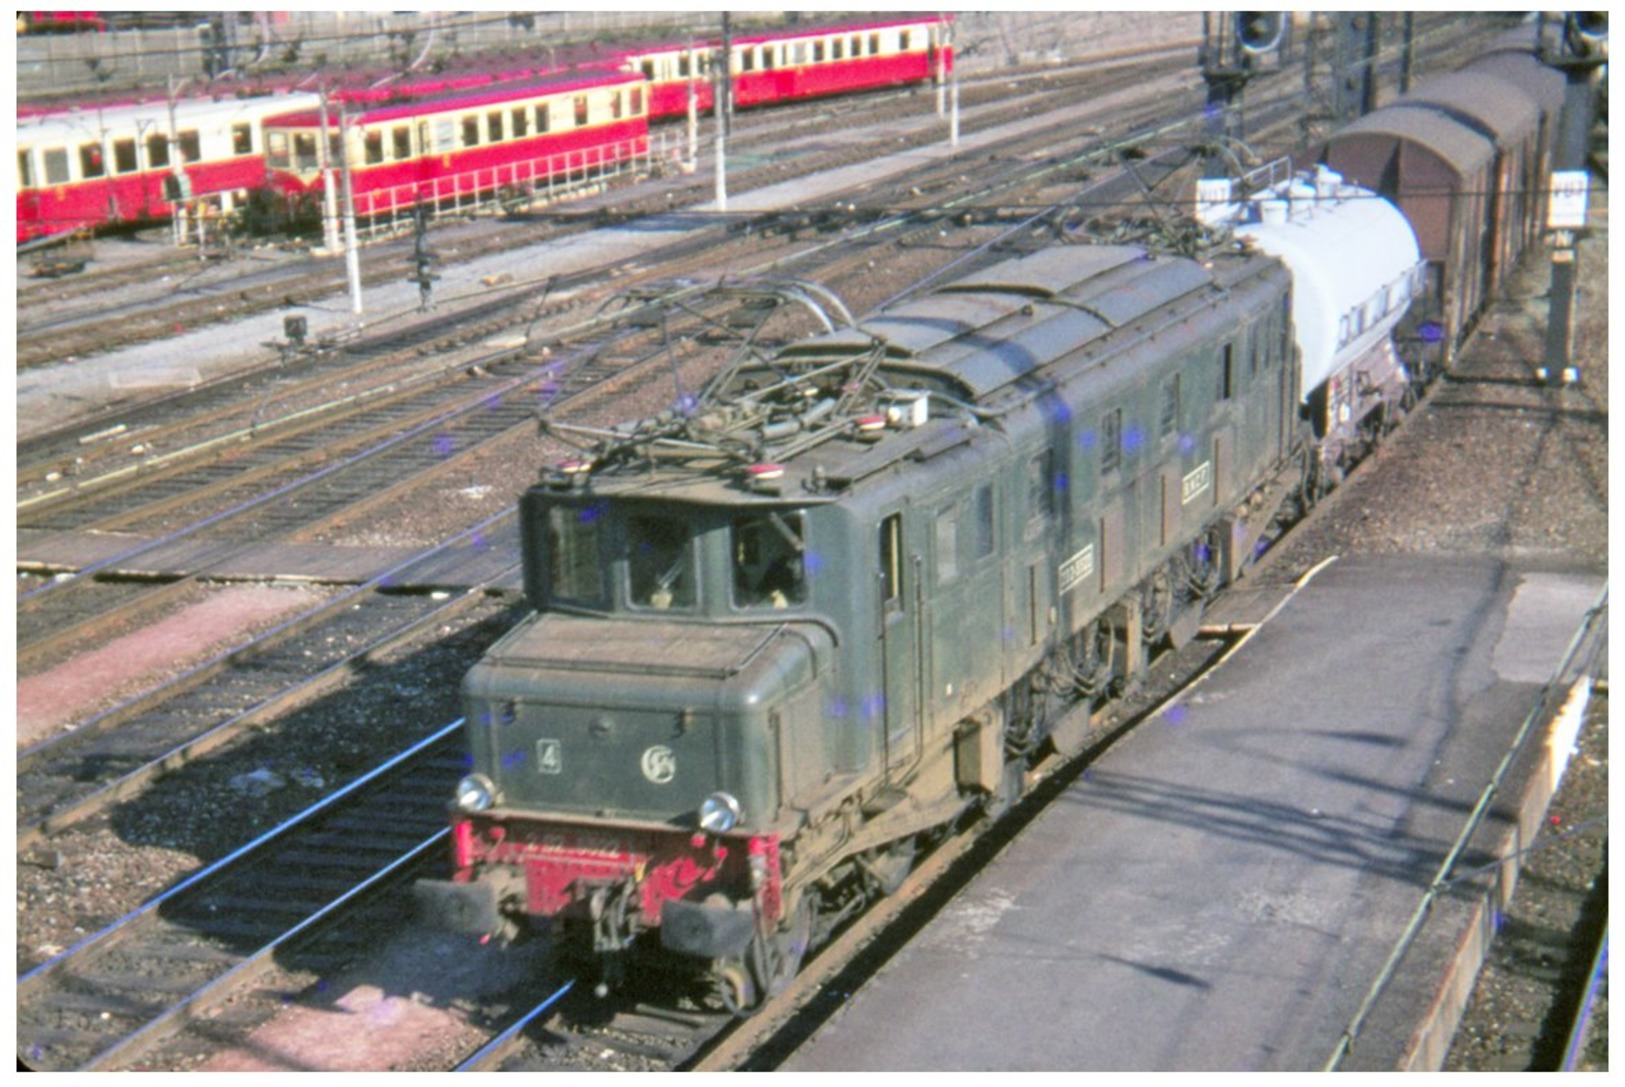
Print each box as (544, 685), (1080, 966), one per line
(877, 511), (921, 776)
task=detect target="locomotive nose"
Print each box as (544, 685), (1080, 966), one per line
(458, 612), (834, 829)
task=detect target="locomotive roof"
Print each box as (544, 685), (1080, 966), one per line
(262, 66), (639, 127)
(1464, 51), (1565, 117)
(544, 244), (1248, 505)
(805, 246), (1213, 401)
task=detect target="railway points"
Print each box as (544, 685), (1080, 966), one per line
(782, 554), (1605, 1071)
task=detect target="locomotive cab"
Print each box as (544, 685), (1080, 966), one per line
(418, 489), (842, 1008)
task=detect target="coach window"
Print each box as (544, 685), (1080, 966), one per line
(900, 30), (913, 50)
(628, 515), (694, 611)
(42, 147), (69, 185)
(363, 129), (384, 165)
(534, 103), (551, 134)
(813, 40), (825, 62)
(850, 35), (862, 56)
(113, 137), (138, 174)
(80, 142), (105, 179)
(486, 110), (504, 143)
(611, 90), (623, 120)
(832, 37), (844, 60)
(732, 512), (807, 610)
(740, 47), (755, 72)
(232, 122), (253, 156)
(293, 132), (319, 171)
(573, 95), (589, 127)
(461, 115), (480, 148)
(791, 41), (807, 65)
(511, 106), (529, 139)
(18, 150), (33, 188)
(177, 130), (200, 163)
(146, 133), (170, 169)
(869, 33), (881, 54)
(392, 125), (412, 160)
(630, 86), (644, 116)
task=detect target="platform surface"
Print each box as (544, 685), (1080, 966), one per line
(784, 553), (1604, 1071)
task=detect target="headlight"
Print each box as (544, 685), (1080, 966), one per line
(698, 791), (741, 834)
(455, 774), (498, 814)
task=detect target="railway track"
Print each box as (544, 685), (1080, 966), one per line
(16, 532), (516, 849)
(17, 725), (465, 1072)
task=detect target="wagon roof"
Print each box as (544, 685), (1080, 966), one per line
(1464, 52), (1565, 116)
(1398, 71), (1540, 147)
(1329, 104), (1495, 178)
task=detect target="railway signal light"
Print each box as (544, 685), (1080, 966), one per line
(1235, 12), (1285, 55)
(1564, 12), (1607, 55)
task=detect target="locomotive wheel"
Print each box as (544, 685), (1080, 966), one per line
(1140, 570), (1174, 647)
(865, 837), (918, 897)
(984, 756), (1027, 819)
(714, 958), (759, 1017)
(752, 894), (813, 1000)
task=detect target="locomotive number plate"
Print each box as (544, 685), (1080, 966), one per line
(1181, 460), (1212, 505)
(1059, 544), (1096, 595)
(536, 738), (563, 774)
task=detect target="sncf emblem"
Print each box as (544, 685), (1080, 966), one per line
(641, 745), (677, 784)
(1182, 460), (1212, 505)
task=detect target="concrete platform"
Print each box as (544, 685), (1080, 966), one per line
(784, 553), (1605, 1071)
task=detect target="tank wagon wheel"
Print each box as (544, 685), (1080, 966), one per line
(1383, 385), (1418, 437)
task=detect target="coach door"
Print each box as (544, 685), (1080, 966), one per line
(877, 512), (921, 776)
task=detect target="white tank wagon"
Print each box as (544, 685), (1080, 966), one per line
(1212, 164), (1426, 481)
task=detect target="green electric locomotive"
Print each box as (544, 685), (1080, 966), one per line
(416, 240), (1300, 1010)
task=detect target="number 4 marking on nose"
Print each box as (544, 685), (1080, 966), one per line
(536, 739), (563, 774)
